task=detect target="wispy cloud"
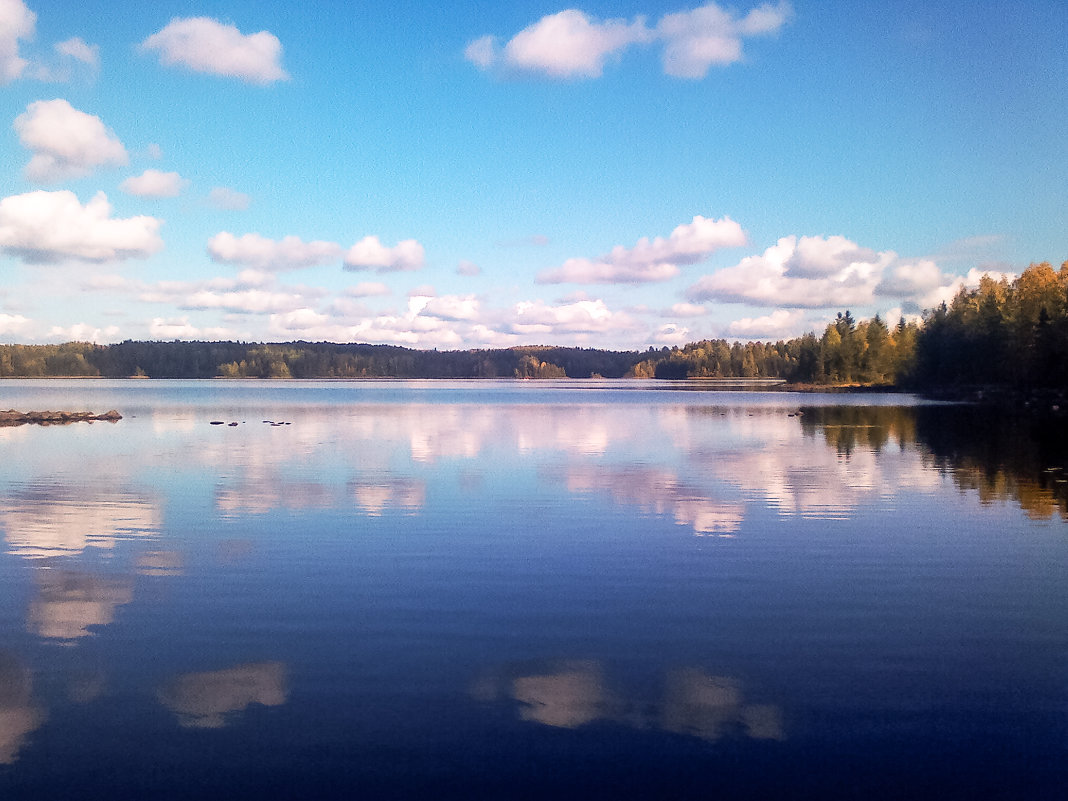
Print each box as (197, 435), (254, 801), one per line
(121, 169), (188, 198)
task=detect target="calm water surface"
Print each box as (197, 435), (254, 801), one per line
(0, 380), (1065, 799)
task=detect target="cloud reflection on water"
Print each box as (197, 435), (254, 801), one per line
(27, 570), (133, 642)
(158, 661), (288, 729)
(1, 491), (161, 559)
(474, 660), (783, 743)
(0, 652), (45, 765)
(558, 465), (744, 536)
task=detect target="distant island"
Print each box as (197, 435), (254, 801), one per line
(0, 261), (1064, 397)
(0, 409), (122, 426)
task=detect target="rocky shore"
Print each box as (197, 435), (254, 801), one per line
(0, 409), (122, 426)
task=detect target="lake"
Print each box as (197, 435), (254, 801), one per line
(0, 379), (1065, 799)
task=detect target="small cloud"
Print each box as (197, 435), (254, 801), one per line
(0, 0), (35, 84)
(464, 35), (497, 69)
(141, 17), (289, 85)
(45, 322), (119, 343)
(207, 231), (342, 271)
(457, 260), (481, 276)
(28, 36), (101, 81)
(0, 312), (31, 337)
(15, 99), (128, 182)
(146, 143), (164, 160)
(208, 186), (251, 210)
(653, 323), (692, 346)
(500, 9), (652, 79)
(120, 169), (188, 198)
(538, 215), (746, 284)
(658, 1), (793, 79)
(344, 236), (425, 272)
(0, 190), (162, 264)
(54, 36), (99, 68)
(407, 284), (436, 298)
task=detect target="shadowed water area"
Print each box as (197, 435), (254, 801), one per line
(0, 380), (1065, 799)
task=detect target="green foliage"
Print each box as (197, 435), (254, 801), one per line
(911, 261), (1068, 389)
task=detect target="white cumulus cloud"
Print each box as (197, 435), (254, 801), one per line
(0, 190), (162, 263)
(420, 295), (482, 322)
(207, 232), (342, 271)
(658, 1), (792, 78)
(538, 215), (745, 284)
(45, 322), (119, 343)
(0, 0), (34, 83)
(466, 2), (792, 80)
(14, 99), (128, 182)
(344, 236), (425, 272)
(141, 17), (289, 85)
(0, 312), (31, 336)
(120, 169), (188, 198)
(687, 235), (890, 309)
(504, 9), (651, 79)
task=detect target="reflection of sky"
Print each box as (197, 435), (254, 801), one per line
(0, 652), (44, 765)
(558, 465), (744, 536)
(158, 662), (288, 729)
(0, 383), (1063, 795)
(28, 570), (133, 641)
(475, 660), (784, 742)
(1, 492), (160, 559)
(0, 392), (955, 539)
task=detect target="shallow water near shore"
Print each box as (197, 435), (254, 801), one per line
(0, 379), (1065, 799)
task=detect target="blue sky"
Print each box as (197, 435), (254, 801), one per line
(0, 0), (1064, 349)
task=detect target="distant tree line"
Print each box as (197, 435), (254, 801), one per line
(0, 260), (1061, 389)
(0, 341), (644, 380)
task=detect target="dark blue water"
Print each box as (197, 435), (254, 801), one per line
(0, 380), (1064, 799)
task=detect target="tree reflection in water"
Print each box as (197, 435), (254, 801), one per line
(800, 404), (1068, 521)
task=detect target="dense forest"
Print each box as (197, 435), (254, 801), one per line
(0, 261), (1063, 391)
